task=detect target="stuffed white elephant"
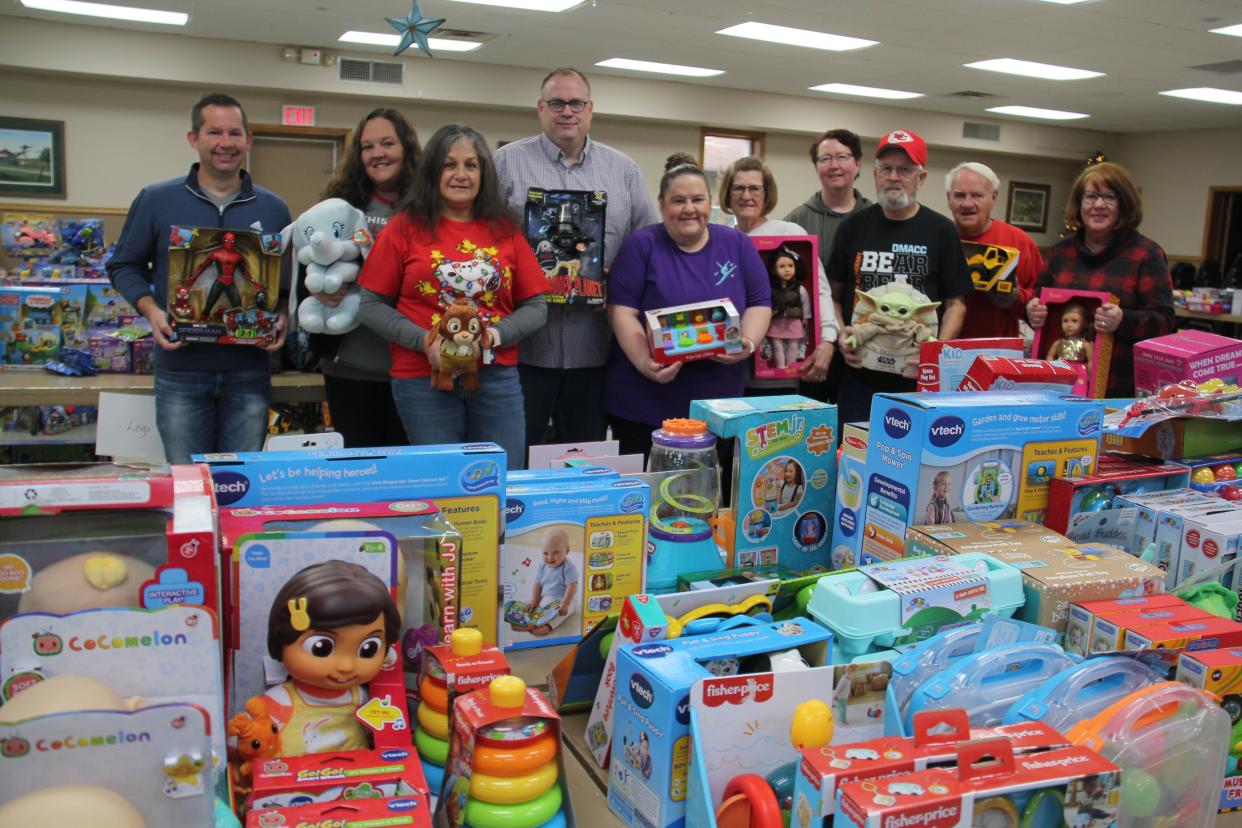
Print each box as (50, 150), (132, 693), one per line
(281, 198), (373, 335)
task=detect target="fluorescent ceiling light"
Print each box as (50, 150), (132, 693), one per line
(987, 105), (1089, 120)
(19, 0), (186, 25)
(716, 22), (876, 52)
(443, 0), (582, 11)
(1160, 87), (1242, 105)
(339, 31), (483, 52)
(965, 58), (1103, 80)
(595, 58), (724, 78)
(1210, 23), (1242, 37)
(1037, 0), (1092, 4)
(809, 82), (922, 100)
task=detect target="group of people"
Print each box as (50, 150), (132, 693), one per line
(108, 68), (1175, 467)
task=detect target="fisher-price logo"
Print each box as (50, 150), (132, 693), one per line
(883, 804), (961, 828)
(744, 414), (806, 460)
(928, 416), (965, 448)
(212, 471), (251, 506)
(629, 673), (655, 708)
(702, 674), (774, 706)
(883, 408), (912, 439)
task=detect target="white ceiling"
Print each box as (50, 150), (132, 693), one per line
(6, 0), (1242, 133)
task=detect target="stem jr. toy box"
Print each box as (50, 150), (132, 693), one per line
(860, 391), (1103, 563)
(690, 395), (838, 573)
(166, 225), (282, 346)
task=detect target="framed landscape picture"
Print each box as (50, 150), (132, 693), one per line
(0, 117), (66, 198)
(1006, 181), (1050, 234)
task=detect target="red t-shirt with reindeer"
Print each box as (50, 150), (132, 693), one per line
(358, 213), (546, 378)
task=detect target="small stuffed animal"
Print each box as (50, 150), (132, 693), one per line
(845, 283), (940, 374)
(430, 299), (483, 392)
(282, 198), (373, 335)
(227, 696), (281, 794)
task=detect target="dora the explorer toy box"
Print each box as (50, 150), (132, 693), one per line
(691, 396), (838, 573)
(860, 391), (1103, 563)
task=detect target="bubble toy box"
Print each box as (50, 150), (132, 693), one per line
(860, 391), (1104, 564)
(690, 395), (838, 573)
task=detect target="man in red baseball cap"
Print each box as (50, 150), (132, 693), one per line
(828, 129), (972, 424)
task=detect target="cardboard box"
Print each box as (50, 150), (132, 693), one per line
(1123, 615), (1242, 651)
(1134, 329), (1242, 396)
(691, 396), (838, 573)
(862, 392), (1103, 562)
(918, 337), (1025, 393)
(87, 327), (131, 372)
(523, 188), (607, 304)
(1088, 604), (1214, 654)
(1064, 594), (1188, 656)
(246, 795), (431, 828)
(1045, 459), (1191, 535)
(1102, 416), (1242, 460)
(1031, 287), (1116, 397)
(249, 748), (427, 809)
(956, 355), (1079, 393)
(831, 422), (868, 570)
(0, 283), (72, 368)
(647, 299), (743, 364)
(166, 225), (282, 346)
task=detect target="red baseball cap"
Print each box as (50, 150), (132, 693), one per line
(876, 129), (927, 167)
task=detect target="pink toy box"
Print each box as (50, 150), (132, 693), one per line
(1134, 329), (1242, 396)
(749, 235), (821, 380)
(1031, 287), (1116, 398)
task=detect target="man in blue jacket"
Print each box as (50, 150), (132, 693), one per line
(108, 93), (291, 463)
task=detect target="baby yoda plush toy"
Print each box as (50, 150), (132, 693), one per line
(845, 282), (941, 375)
(282, 199), (373, 335)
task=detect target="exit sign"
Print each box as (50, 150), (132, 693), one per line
(282, 105), (316, 127)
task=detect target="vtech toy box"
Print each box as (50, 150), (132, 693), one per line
(860, 391), (1103, 563)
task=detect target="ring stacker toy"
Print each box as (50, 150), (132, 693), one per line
(645, 419), (728, 594)
(884, 624), (983, 735)
(1067, 681), (1229, 828)
(905, 642), (1077, 732)
(445, 675), (566, 828)
(1001, 656), (1162, 733)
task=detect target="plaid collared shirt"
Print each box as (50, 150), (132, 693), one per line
(495, 133), (659, 369)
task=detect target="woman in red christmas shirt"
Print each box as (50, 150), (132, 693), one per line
(358, 124), (547, 467)
(1026, 162), (1173, 397)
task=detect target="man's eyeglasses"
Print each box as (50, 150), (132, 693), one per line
(816, 153), (855, 166)
(543, 98), (590, 113)
(1082, 192), (1118, 205)
(730, 184), (763, 195)
(877, 163), (919, 178)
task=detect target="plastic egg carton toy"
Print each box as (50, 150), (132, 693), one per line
(646, 298), (743, 365)
(805, 553), (1023, 662)
(1181, 451), (1242, 493)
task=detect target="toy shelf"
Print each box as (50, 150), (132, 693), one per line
(0, 369), (325, 406)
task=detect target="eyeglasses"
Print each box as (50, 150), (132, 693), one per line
(730, 184), (763, 195)
(1082, 192), (1118, 205)
(877, 163), (919, 178)
(542, 98), (590, 113)
(816, 153), (855, 166)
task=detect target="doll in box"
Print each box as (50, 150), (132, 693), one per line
(18, 552), (156, 614)
(763, 247), (811, 372)
(254, 560), (400, 756)
(1045, 301), (1094, 395)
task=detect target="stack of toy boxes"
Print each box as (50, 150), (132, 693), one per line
(0, 283), (73, 367)
(1134, 329), (1242, 395)
(500, 472), (648, 651)
(832, 422), (869, 571)
(905, 520), (1166, 636)
(1102, 416), (1242, 460)
(917, 337), (1024, 393)
(196, 444), (505, 649)
(1113, 488), (1242, 585)
(860, 391), (1103, 564)
(608, 618), (830, 828)
(1175, 647), (1242, 812)
(1065, 594), (1192, 655)
(1045, 457), (1191, 535)
(246, 795), (431, 827)
(690, 395), (838, 573)
(956, 355), (1079, 393)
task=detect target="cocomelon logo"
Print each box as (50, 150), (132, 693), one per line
(927, 415), (965, 448)
(461, 460), (500, 493)
(212, 471), (251, 506)
(629, 673), (654, 708)
(32, 630), (63, 656)
(504, 498), (526, 522)
(38, 629), (189, 654)
(744, 414), (806, 460)
(1, 730), (151, 757)
(883, 408), (912, 439)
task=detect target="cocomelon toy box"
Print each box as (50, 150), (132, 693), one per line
(608, 617), (830, 828)
(1031, 287), (1117, 397)
(749, 235), (821, 380)
(690, 396), (837, 573)
(523, 188), (607, 304)
(166, 226), (282, 346)
(917, 337), (1025, 393)
(0, 283), (73, 368)
(1134, 329), (1242, 396)
(196, 443), (505, 644)
(647, 299), (744, 364)
(859, 391), (1103, 563)
(501, 476), (648, 651)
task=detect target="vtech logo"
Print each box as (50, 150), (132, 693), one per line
(379, 749), (411, 761)
(504, 499), (526, 522)
(928, 415), (965, 448)
(675, 694), (691, 725)
(629, 673), (654, 708)
(632, 643), (672, 659)
(212, 471), (251, 506)
(386, 798), (420, 812)
(883, 408), (912, 439)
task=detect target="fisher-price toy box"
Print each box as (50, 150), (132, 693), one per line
(860, 391), (1103, 564)
(501, 477), (648, 651)
(195, 443), (504, 644)
(1045, 459), (1191, 535)
(690, 395), (838, 574)
(918, 338), (1025, 393)
(1134, 329), (1242, 396)
(608, 618), (830, 828)
(832, 422), (869, 571)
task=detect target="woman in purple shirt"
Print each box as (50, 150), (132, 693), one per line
(605, 154), (772, 456)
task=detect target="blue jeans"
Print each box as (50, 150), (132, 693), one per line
(391, 365), (527, 470)
(154, 367), (271, 464)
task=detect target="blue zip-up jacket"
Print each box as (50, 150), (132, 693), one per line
(107, 164), (291, 373)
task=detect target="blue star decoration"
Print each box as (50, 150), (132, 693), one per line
(386, 0), (445, 58)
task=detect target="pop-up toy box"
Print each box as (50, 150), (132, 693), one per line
(249, 747), (427, 809)
(647, 299), (743, 364)
(861, 391), (1103, 563)
(524, 188), (607, 304)
(247, 794), (432, 827)
(196, 443), (505, 644)
(501, 476), (647, 650)
(166, 225), (282, 346)
(691, 395), (838, 573)
(608, 617), (829, 828)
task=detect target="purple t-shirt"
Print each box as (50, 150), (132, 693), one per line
(604, 223), (771, 425)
